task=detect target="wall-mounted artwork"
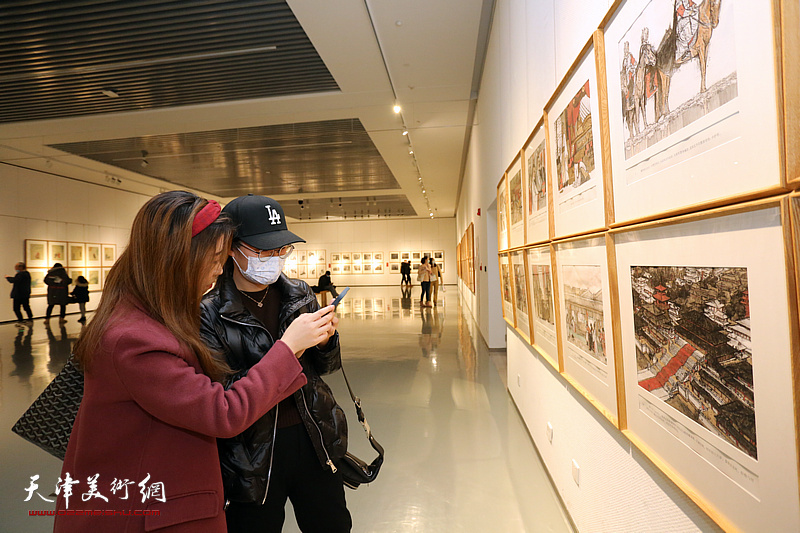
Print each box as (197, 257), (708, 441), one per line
(102, 244), (117, 267)
(613, 200), (800, 533)
(68, 243), (85, 267)
(353, 264), (362, 273)
(499, 253), (514, 327)
(25, 240), (47, 268)
(555, 235), (618, 425)
(374, 263), (384, 274)
(29, 268), (47, 295)
(390, 251), (400, 261)
(603, 0), (784, 224)
(497, 174), (510, 250)
(526, 245), (559, 371)
(511, 250), (530, 343)
(342, 264), (351, 274)
(331, 265), (341, 274)
(101, 267), (111, 288)
(353, 253), (362, 262)
(363, 253), (372, 262)
(86, 268), (101, 291)
(412, 252), (421, 262)
(389, 262), (400, 273)
(508, 156), (525, 249)
(374, 252), (383, 262)
(342, 253), (351, 263)
(524, 119), (550, 245)
(401, 252), (410, 261)
(331, 253), (341, 262)
(48, 242), (67, 265)
(86, 244), (101, 267)
(546, 32), (608, 238)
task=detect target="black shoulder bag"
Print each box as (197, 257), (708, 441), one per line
(337, 364), (384, 489)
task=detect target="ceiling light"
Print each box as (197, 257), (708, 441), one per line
(409, 150), (414, 155)
(101, 87), (120, 98)
(393, 105), (401, 114)
(402, 130), (408, 136)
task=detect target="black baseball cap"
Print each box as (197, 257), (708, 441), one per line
(222, 194), (305, 250)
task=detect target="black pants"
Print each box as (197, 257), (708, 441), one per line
(319, 284), (339, 298)
(401, 273), (411, 284)
(420, 281), (431, 302)
(225, 424), (351, 533)
(13, 298), (33, 321)
(46, 303), (66, 319)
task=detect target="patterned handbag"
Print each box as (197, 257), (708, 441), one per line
(11, 356), (84, 460)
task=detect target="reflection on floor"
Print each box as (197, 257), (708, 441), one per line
(0, 286), (573, 533)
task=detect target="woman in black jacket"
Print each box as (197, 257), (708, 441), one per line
(71, 275), (90, 323)
(5, 261), (33, 325)
(44, 262), (71, 323)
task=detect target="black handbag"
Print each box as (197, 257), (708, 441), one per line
(11, 356), (84, 460)
(336, 365), (384, 490)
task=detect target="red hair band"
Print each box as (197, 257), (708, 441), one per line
(191, 200), (221, 237)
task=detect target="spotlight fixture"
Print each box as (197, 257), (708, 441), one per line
(393, 105), (401, 114)
(409, 150), (414, 155)
(402, 130), (408, 136)
(140, 150), (149, 168)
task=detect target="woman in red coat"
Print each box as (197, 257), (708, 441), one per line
(54, 191), (337, 532)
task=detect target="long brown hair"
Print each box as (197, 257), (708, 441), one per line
(74, 191), (234, 382)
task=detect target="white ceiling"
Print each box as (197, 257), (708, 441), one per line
(0, 0), (492, 220)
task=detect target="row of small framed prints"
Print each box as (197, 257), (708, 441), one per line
(498, 0), (800, 252)
(27, 267), (110, 295)
(497, 194), (800, 533)
(458, 223), (475, 293)
(25, 239), (117, 269)
(331, 251), (446, 264)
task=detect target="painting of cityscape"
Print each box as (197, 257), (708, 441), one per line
(498, 177), (508, 247)
(513, 259), (528, 321)
(527, 139), (547, 213)
(554, 81), (596, 194)
(501, 260), (512, 306)
(617, 0), (736, 159)
(562, 264), (606, 364)
(531, 264), (555, 326)
(631, 265), (756, 459)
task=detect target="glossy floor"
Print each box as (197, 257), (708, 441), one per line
(0, 286), (573, 533)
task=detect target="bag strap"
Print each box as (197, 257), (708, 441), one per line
(339, 364), (384, 458)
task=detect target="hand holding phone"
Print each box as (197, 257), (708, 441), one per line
(330, 287), (349, 308)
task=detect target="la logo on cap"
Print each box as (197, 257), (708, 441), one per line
(265, 205), (281, 225)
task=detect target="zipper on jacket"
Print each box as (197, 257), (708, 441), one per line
(262, 403), (279, 505)
(300, 393), (337, 473)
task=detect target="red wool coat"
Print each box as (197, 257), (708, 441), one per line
(54, 300), (306, 532)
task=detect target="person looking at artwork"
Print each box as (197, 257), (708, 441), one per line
(70, 275), (90, 323)
(429, 259), (443, 306)
(418, 256), (432, 307)
(6, 261), (33, 327)
(317, 269), (339, 298)
(400, 260), (412, 285)
(54, 191), (333, 532)
(199, 194), (351, 533)
(44, 262), (71, 323)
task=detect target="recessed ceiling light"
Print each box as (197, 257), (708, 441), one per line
(395, 20), (403, 26)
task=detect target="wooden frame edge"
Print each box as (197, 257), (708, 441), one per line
(605, 232), (627, 430)
(594, 29), (616, 228)
(783, 195), (800, 511)
(549, 243), (566, 373)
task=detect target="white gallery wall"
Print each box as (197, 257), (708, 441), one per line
(290, 217), (457, 286)
(457, 0), (723, 531)
(0, 163), (148, 323)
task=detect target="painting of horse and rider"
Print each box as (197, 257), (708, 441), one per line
(618, 0), (736, 159)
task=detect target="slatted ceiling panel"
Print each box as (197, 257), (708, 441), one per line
(51, 118), (405, 203)
(0, 0), (338, 123)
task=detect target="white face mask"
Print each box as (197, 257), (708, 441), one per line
(233, 253), (285, 286)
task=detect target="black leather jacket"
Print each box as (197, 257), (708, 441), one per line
(200, 266), (347, 504)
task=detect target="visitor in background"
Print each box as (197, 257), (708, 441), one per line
(6, 261), (33, 327)
(418, 256), (432, 307)
(318, 269), (339, 298)
(44, 262), (71, 323)
(71, 275), (90, 323)
(400, 260), (411, 285)
(429, 259), (443, 305)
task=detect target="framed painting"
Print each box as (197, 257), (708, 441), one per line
(86, 268), (101, 291)
(25, 240), (48, 268)
(554, 233), (619, 425)
(526, 244), (560, 372)
(603, 0), (786, 224)
(499, 253), (514, 327)
(29, 268), (47, 296)
(782, 0), (800, 188)
(374, 263), (384, 274)
(86, 244), (101, 267)
(48, 241), (67, 265)
(363, 252), (372, 262)
(389, 262), (400, 273)
(298, 265), (307, 278)
(412, 252), (421, 262)
(390, 251), (400, 261)
(352, 252), (362, 262)
(309, 266), (317, 279)
(101, 267), (111, 288)
(613, 198), (800, 532)
(523, 117), (552, 245)
(497, 174), (510, 251)
(363, 264), (372, 273)
(331, 265), (341, 275)
(307, 251), (318, 265)
(401, 252), (410, 261)
(331, 253), (341, 263)
(353, 264), (362, 273)
(342, 264), (351, 274)
(433, 250), (444, 262)
(68, 243), (85, 267)
(342, 253), (351, 263)
(101, 244), (116, 267)
(510, 250), (530, 343)
(546, 31), (610, 239)
(298, 251), (308, 264)
(317, 251), (326, 264)
(68, 269), (84, 287)
(374, 252), (383, 262)
(508, 154), (525, 249)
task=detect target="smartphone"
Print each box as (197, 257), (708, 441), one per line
(330, 287), (350, 308)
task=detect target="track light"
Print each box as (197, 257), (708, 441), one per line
(402, 130), (408, 136)
(140, 150), (149, 168)
(393, 105), (401, 114)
